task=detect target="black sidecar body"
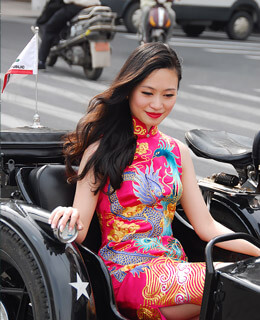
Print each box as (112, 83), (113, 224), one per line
(0, 127), (260, 320)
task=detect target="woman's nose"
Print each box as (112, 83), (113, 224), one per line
(150, 96), (163, 109)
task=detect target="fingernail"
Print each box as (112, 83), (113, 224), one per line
(48, 219), (51, 224)
(59, 225), (64, 232)
(78, 225), (83, 230)
(51, 224), (55, 229)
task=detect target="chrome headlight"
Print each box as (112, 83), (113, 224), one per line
(53, 221), (78, 243)
(249, 195), (260, 210)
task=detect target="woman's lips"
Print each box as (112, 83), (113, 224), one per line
(146, 112), (163, 119)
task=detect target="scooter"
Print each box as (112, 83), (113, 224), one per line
(0, 126), (260, 319)
(41, 6), (116, 80)
(141, 0), (173, 43)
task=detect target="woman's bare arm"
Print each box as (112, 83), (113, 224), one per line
(49, 142), (100, 244)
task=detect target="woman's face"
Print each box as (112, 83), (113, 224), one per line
(129, 68), (179, 131)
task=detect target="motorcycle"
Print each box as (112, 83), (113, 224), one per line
(141, 0), (173, 43)
(40, 5), (116, 80)
(0, 126), (260, 320)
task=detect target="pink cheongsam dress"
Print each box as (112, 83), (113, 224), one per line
(96, 117), (206, 320)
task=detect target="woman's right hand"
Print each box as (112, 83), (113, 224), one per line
(49, 206), (84, 233)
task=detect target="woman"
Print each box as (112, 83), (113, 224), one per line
(49, 43), (260, 320)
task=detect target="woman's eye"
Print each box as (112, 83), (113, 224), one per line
(142, 91), (152, 95)
(165, 94), (174, 97)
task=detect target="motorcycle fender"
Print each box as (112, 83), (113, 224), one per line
(151, 28), (165, 37)
(0, 200), (96, 320)
(90, 41), (111, 68)
(210, 194), (260, 238)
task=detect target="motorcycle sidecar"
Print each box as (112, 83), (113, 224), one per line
(201, 233), (260, 320)
(0, 127), (126, 320)
(1, 127), (260, 320)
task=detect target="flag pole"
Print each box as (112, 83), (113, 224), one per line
(30, 26), (44, 128)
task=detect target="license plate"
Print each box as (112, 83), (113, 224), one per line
(94, 42), (110, 52)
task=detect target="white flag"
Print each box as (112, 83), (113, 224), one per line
(2, 34), (38, 93)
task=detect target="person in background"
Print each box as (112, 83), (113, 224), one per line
(49, 43), (260, 320)
(140, 0), (176, 43)
(38, 0), (101, 70)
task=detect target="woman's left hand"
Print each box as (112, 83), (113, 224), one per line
(49, 206), (84, 233)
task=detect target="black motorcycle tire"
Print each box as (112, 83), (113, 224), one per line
(0, 223), (51, 320)
(46, 54), (58, 67)
(83, 66), (103, 80)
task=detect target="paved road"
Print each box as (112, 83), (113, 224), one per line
(1, 17), (260, 178)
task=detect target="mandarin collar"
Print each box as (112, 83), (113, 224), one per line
(132, 117), (158, 138)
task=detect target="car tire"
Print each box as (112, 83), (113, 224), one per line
(226, 11), (253, 40)
(0, 223), (51, 320)
(123, 2), (141, 33)
(182, 25), (206, 37)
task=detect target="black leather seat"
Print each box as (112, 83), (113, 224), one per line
(23, 164), (126, 320)
(185, 129), (254, 167)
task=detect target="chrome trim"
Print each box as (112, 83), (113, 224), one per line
(198, 178), (257, 196)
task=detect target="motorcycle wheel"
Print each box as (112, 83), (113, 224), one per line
(83, 66), (103, 81)
(46, 55), (58, 67)
(0, 223), (51, 320)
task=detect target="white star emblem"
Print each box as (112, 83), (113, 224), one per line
(69, 273), (90, 300)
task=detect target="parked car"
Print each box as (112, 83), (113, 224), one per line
(172, 0), (260, 40)
(101, 0), (260, 40)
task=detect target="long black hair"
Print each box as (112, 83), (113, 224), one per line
(64, 42), (182, 194)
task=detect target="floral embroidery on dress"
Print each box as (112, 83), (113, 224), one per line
(96, 117), (205, 320)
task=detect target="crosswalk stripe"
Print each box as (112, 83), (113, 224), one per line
(2, 83), (259, 132)
(175, 102), (259, 132)
(0, 73), (91, 105)
(179, 91), (260, 116)
(190, 85), (260, 103)
(45, 73), (109, 92)
(2, 92), (83, 123)
(170, 42), (260, 52)
(171, 37), (260, 47)
(246, 55), (260, 60)
(123, 34), (260, 57)
(2, 113), (31, 128)
(123, 33), (260, 49)
(161, 117), (208, 132)
(205, 48), (260, 55)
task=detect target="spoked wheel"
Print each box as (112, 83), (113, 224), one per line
(0, 223), (51, 320)
(46, 54), (58, 67)
(83, 65), (103, 80)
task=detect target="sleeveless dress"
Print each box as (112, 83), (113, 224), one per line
(96, 117), (206, 320)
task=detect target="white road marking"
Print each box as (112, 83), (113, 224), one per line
(204, 48), (260, 55)
(2, 92), (83, 123)
(2, 113), (31, 128)
(189, 85), (260, 103)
